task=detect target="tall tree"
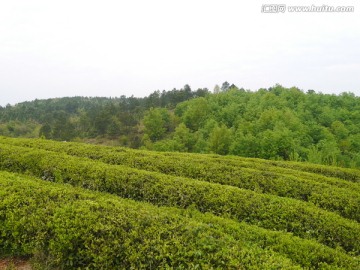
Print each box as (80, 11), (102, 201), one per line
(143, 108), (169, 142)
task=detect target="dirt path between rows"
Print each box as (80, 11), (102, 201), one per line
(0, 258), (32, 270)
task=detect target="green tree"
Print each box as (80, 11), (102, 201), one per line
(107, 116), (122, 138)
(230, 131), (258, 157)
(318, 139), (340, 166)
(39, 123), (52, 139)
(93, 110), (111, 136)
(331, 120), (349, 141)
(179, 98), (209, 131)
(307, 145), (322, 164)
(52, 112), (75, 141)
(221, 81), (230, 92)
(173, 123), (194, 152)
(208, 124), (232, 155)
(143, 108), (169, 142)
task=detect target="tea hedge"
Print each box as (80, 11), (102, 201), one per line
(1, 171), (306, 269)
(0, 143), (359, 255)
(2, 136), (358, 187)
(0, 138), (359, 223)
(0, 171), (359, 269)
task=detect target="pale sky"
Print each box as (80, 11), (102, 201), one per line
(1, 0), (359, 106)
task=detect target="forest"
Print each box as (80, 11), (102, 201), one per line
(1, 83), (360, 168)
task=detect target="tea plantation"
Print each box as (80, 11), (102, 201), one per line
(0, 136), (359, 269)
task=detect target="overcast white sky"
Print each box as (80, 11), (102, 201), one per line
(1, 0), (359, 106)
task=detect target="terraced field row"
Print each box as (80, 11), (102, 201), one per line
(1, 171), (359, 269)
(2, 136), (358, 182)
(0, 137), (359, 269)
(0, 137), (359, 222)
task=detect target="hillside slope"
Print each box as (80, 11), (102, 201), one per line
(0, 137), (359, 269)
(1, 85), (360, 168)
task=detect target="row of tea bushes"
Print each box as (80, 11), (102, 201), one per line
(0, 171), (359, 269)
(1, 138), (359, 223)
(0, 143), (359, 255)
(2, 136), (358, 186)
(2, 135), (359, 181)
(0, 171), (300, 269)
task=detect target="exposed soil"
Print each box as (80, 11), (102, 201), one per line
(0, 258), (32, 270)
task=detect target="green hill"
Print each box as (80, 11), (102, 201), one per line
(1, 85), (360, 168)
(0, 137), (359, 269)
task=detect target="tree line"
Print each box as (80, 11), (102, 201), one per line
(1, 83), (360, 168)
